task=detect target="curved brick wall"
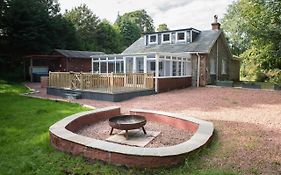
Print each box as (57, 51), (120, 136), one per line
(49, 107), (214, 168)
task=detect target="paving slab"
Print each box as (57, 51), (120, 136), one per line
(106, 129), (160, 147)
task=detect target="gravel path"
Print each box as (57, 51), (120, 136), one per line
(25, 83), (281, 174)
(26, 83), (281, 130)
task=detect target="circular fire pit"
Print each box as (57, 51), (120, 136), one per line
(49, 107), (214, 168)
(109, 115), (147, 139)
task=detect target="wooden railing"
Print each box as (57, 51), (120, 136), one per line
(49, 72), (154, 92)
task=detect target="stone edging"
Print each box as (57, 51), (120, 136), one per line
(49, 106), (214, 167)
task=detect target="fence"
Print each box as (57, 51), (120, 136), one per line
(49, 72), (154, 92)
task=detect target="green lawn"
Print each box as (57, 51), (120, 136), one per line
(0, 80), (236, 175)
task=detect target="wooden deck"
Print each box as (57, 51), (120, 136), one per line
(48, 72), (154, 93)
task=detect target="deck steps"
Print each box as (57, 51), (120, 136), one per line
(64, 92), (82, 99)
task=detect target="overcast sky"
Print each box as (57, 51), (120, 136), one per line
(58, 0), (234, 30)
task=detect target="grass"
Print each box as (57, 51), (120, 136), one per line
(0, 79), (237, 175)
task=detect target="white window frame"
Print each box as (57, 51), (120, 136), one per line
(161, 33), (171, 44)
(176, 31), (186, 42)
(148, 34), (158, 44)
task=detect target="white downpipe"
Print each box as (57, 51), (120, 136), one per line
(133, 56), (137, 73)
(106, 57), (109, 75)
(155, 54), (159, 93)
(144, 56), (147, 73)
(98, 61), (101, 74)
(196, 53), (200, 87)
(123, 57), (126, 74)
(114, 57), (117, 73)
(216, 41), (219, 81)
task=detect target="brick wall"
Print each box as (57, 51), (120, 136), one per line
(67, 58), (92, 72)
(157, 77), (192, 93)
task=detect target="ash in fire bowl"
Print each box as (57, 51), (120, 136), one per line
(76, 116), (195, 148)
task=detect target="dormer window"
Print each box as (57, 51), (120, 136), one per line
(176, 31), (186, 42)
(161, 33), (171, 43)
(148, 34), (158, 44)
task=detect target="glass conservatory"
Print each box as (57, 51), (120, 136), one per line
(91, 52), (192, 92)
(91, 52), (191, 76)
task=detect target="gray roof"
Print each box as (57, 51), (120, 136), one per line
(55, 49), (104, 59)
(122, 30), (222, 54)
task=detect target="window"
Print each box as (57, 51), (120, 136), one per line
(210, 58), (216, 74)
(176, 31), (186, 42)
(116, 61), (124, 73)
(150, 61), (155, 71)
(93, 62), (99, 73)
(159, 61), (164, 76)
(178, 61), (182, 76)
(136, 57), (144, 73)
(149, 34), (158, 44)
(172, 61), (177, 76)
(161, 33), (171, 43)
(186, 32), (191, 42)
(126, 57), (133, 73)
(222, 59), (227, 74)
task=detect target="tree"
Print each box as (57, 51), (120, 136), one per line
(222, 0), (281, 82)
(119, 9), (155, 33)
(1, 0), (79, 55)
(157, 23), (169, 32)
(116, 18), (141, 48)
(64, 4), (100, 51)
(96, 20), (122, 54)
(115, 9), (154, 50)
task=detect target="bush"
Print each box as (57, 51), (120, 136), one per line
(266, 69), (281, 85)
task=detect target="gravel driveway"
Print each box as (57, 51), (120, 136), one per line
(26, 83), (281, 174)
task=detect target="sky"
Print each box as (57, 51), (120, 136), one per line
(58, 0), (235, 30)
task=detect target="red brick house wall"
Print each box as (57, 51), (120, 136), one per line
(157, 77), (192, 93)
(66, 58), (92, 72)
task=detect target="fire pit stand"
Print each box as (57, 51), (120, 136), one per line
(109, 115), (147, 139)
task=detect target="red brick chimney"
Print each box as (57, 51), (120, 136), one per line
(211, 15), (221, 30)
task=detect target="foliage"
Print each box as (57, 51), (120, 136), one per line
(116, 18), (141, 48)
(118, 9), (155, 33)
(222, 0), (281, 82)
(95, 20), (123, 54)
(64, 4), (100, 51)
(157, 23), (169, 32)
(266, 69), (281, 85)
(115, 9), (154, 49)
(0, 81), (238, 175)
(1, 0), (79, 55)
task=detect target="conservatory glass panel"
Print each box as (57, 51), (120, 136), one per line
(159, 61), (164, 76)
(126, 57), (133, 73)
(93, 62), (99, 73)
(108, 61), (114, 73)
(165, 60), (171, 76)
(147, 60), (155, 74)
(178, 61), (182, 76)
(172, 61), (177, 76)
(100, 62), (107, 73)
(136, 57), (144, 73)
(116, 61), (124, 73)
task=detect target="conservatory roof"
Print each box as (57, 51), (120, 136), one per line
(90, 52), (191, 59)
